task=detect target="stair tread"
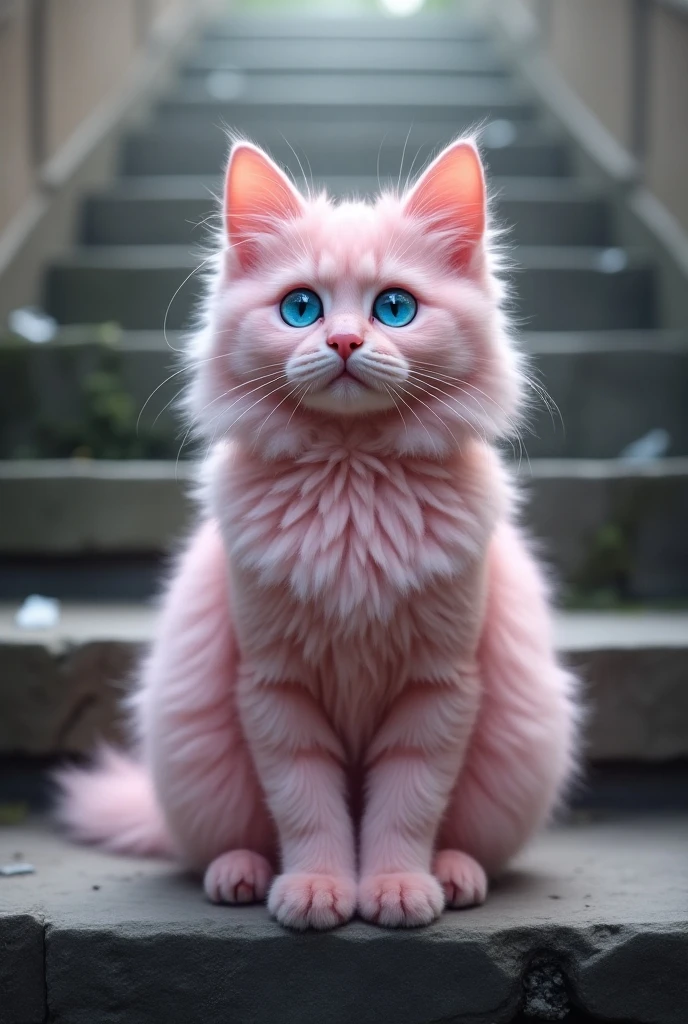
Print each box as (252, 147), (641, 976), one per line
(166, 74), (529, 106)
(2, 602), (687, 651)
(522, 329), (688, 352)
(50, 244), (651, 270)
(88, 175), (605, 202)
(161, 86), (533, 112)
(81, 177), (612, 249)
(3, 458), (686, 598)
(121, 128), (569, 179)
(186, 39), (504, 74)
(8, 326), (684, 352)
(5, 456), (687, 477)
(204, 15), (489, 41)
(127, 120), (555, 144)
(0, 815), (686, 1024)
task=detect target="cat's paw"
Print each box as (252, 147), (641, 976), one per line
(204, 850), (274, 905)
(433, 849), (488, 908)
(358, 872), (444, 927)
(268, 873), (356, 930)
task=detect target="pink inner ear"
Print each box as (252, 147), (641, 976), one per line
(405, 142), (486, 259)
(225, 144), (303, 263)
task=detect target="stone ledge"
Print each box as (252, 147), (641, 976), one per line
(3, 330), (686, 461)
(1, 606), (687, 761)
(0, 816), (686, 1024)
(2, 460), (688, 600)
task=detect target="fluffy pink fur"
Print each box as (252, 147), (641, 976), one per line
(56, 139), (579, 930)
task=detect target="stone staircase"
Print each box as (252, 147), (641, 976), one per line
(1, 10), (687, 1024)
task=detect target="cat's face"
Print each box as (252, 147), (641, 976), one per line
(190, 140), (523, 457)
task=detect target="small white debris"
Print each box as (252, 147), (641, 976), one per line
(597, 248), (628, 273)
(0, 863), (35, 877)
(15, 595), (61, 631)
(482, 120), (517, 149)
(619, 428), (671, 461)
(8, 307), (58, 343)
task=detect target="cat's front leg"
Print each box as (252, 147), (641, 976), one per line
(358, 673), (482, 927)
(238, 670), (356, 930)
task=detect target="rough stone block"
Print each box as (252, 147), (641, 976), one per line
(1, 607), (687, 762)
(0, 818), (685, 1023)
(0, 639), (139, 756)
(0, 914), (45, 1024)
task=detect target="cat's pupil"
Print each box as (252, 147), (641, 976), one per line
(298, 297), (307, 317)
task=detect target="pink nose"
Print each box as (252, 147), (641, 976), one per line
(327, 334), (363, 361)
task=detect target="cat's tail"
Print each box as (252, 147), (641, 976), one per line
(54, 746), (174, 857)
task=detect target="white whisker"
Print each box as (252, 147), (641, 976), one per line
(388, 383), (443, 458)
(253, 381), (304, 451)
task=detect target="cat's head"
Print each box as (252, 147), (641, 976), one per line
(188, 138), (523, 458)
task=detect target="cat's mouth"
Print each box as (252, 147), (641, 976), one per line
(332, 368), (366, 386)
(303, 365), (396, 415)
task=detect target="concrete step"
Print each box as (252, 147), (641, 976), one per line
(121, 124), (569, 178)
(203, 14), (490, 42)
(82, 176), (611, 248)
(43, 245), (656, 332)
(3, 330), (686, 461)
(185, 37), (505, 75)
(0, 815), (686, 1023)
(44, 246), (198, 332)
(515, 247), (656, 331)
(2, 458), (687, 599)
(1, 603), (687, 762)
(156, 91), (535, 130)
(161, 74), (532, 114)
(525, 331), (688, 458)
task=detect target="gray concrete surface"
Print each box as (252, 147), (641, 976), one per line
(44, 244), (656, 331)
(9, 329), (688, 462)
(0, 816), (686, 1023)
(4, 458), (688, 600)
(1, 604), (687, 759)
(121, 125), (569, 178)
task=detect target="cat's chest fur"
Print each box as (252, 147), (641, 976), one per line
(209, 437), (497, 626)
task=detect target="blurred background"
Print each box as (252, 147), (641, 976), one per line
(0, 0), (687, 806)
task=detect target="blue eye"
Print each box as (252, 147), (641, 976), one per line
(280, 288), (323, 328)
(372, 288), (417, 327)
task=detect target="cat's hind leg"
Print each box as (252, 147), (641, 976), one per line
(139, 520), (277, 897)
(436, 521), (580, 896)
(57, 519), (277, 905)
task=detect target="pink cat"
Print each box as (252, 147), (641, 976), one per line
(57, 139), (579, 930)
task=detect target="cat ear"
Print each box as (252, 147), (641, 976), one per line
(224, 142), (304, 267)
(403, 140), (486, 266)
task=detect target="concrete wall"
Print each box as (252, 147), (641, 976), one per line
(0, 0), (192, 236)
(548, 0), (634, 151)
(0, 2), (33, 233)
(645, 4), (688, 231)
(529, 0), (688, 234)
(42, 1), (140, 160)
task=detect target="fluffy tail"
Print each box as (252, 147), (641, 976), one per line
(54, 747), (174, 857)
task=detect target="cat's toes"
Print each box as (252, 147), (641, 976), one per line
(433, 849), (488, 908)
(204, 850), (274, 905)
(268, 873), (356, 930)
(358, 872), (444, 927)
